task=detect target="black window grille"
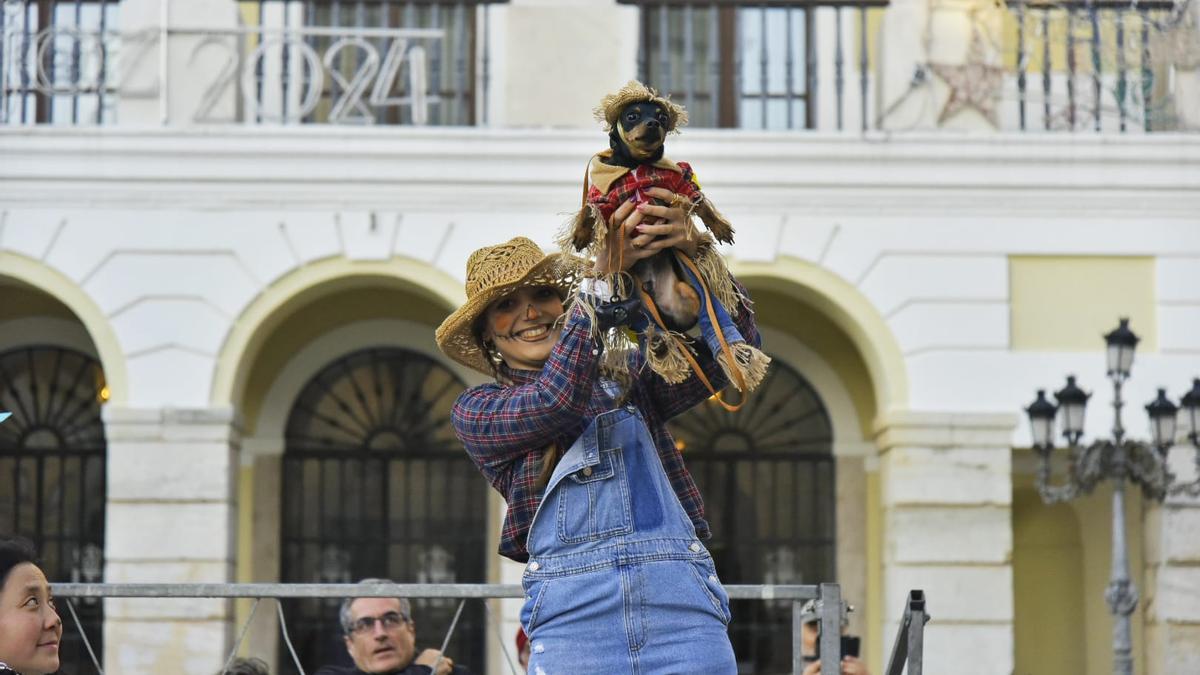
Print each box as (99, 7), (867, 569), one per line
(0, 346), (107, 674)
(627, 0), (886, 130)
(279, 347), (486, 674)
(667, 356), (835, 674)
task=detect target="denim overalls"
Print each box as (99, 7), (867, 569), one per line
(520, 405), (737, 674)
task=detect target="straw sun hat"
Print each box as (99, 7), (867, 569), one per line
(436, 237), (586, 375)
(594, 80), (688, 133)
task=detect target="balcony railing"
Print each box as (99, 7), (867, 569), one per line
(1, 0), (122, 124)
(52, 581), (887, 675)
(1006, 0), (1197, 132)
(623, 0), (1197, 133)
(0, 0), (497, 126)
(627, 0), (890, 132)
(4, 0), (1193, 131)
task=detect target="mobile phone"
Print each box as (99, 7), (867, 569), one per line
(814, 635), (861, 660)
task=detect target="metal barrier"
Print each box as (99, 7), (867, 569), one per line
(884, 589), (930, 675)
(55, 581), (846, 675)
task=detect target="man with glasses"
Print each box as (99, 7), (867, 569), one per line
(315, 579), (466, 675)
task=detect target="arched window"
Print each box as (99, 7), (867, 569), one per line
(0, 346), (107, 672)
(668, 357), (834, 673)
(279, 347), (485, 673)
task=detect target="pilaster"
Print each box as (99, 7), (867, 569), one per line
(1143, 443), (1200, 675)
(875, 410), (1018, 673)
(103, 406), (240, 675)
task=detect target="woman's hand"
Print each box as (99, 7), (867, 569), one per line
(801, 655), (871, 675)
(593, 187), (701, 275)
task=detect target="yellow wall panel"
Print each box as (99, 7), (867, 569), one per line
(1010, 256), (1156, 352)
(1012, 464), (1147, 675)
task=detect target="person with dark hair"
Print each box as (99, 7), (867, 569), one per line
(314, 579), (469, 675)
(220, 657), (271, 675)
(0, 536), (63, 675)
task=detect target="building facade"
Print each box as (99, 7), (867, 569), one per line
(2, 0), (1199, 673)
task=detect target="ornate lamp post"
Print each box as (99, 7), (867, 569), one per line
(1025, 318), (1200, 675)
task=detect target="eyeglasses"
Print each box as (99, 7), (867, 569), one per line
(348, 611), (409, 635)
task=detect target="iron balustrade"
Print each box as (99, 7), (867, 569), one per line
(1006, 0), (1195, 132)
(624, 0), (889, 131)
(0, 0), (500, 125)
(52, 581), (861, 675)
(0, 0), (121, 124)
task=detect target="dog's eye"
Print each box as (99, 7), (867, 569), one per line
(626, 112), (638, 121)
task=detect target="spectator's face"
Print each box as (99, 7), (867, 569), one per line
(0, 563), (62, 675)
(801, 620), (819, 657)
(344, 598), (416, 673)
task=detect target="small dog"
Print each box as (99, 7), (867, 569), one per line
(607, 100), (700, 331)
(565, 81), (767, 393)
(569, 93), (734, 332)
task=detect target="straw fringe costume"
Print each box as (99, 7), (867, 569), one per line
(563, 81), (769, 398)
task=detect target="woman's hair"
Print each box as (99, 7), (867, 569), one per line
(219, 657), (271, 675)
(0, 536), (39, 591)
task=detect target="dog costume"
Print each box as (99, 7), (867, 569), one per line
(563, 81), (769, 402)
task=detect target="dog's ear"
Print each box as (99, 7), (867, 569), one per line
(608, 127), (625, 153)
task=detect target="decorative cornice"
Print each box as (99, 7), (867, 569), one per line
(1, 128), (1197, 214)
(874, 410), (1020, 450)
(102, 405), (242, 442)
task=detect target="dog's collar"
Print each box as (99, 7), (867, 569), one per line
(589, 150), (682, 194)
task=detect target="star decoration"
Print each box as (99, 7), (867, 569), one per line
(929, 29), (1006, 128)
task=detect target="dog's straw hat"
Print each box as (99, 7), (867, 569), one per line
(595, 80), (688, 133)
(436, 237), (585, 375)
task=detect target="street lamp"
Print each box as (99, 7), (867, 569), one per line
(1024, 318), (1200, 675)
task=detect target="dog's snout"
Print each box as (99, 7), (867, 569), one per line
(645, 118), (660, 129)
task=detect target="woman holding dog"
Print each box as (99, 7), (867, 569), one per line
(436, 191), (759, 673)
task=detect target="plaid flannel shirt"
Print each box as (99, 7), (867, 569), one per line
(450, 279), (761, 562)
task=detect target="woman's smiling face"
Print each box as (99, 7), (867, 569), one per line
(0, 562), (62, 675)
(482, 285), (565, 372)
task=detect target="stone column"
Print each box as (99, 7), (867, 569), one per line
(103, 406), (239, 675)
(874, 411), (1017, 673)
(1143, 443), (1200, 675)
